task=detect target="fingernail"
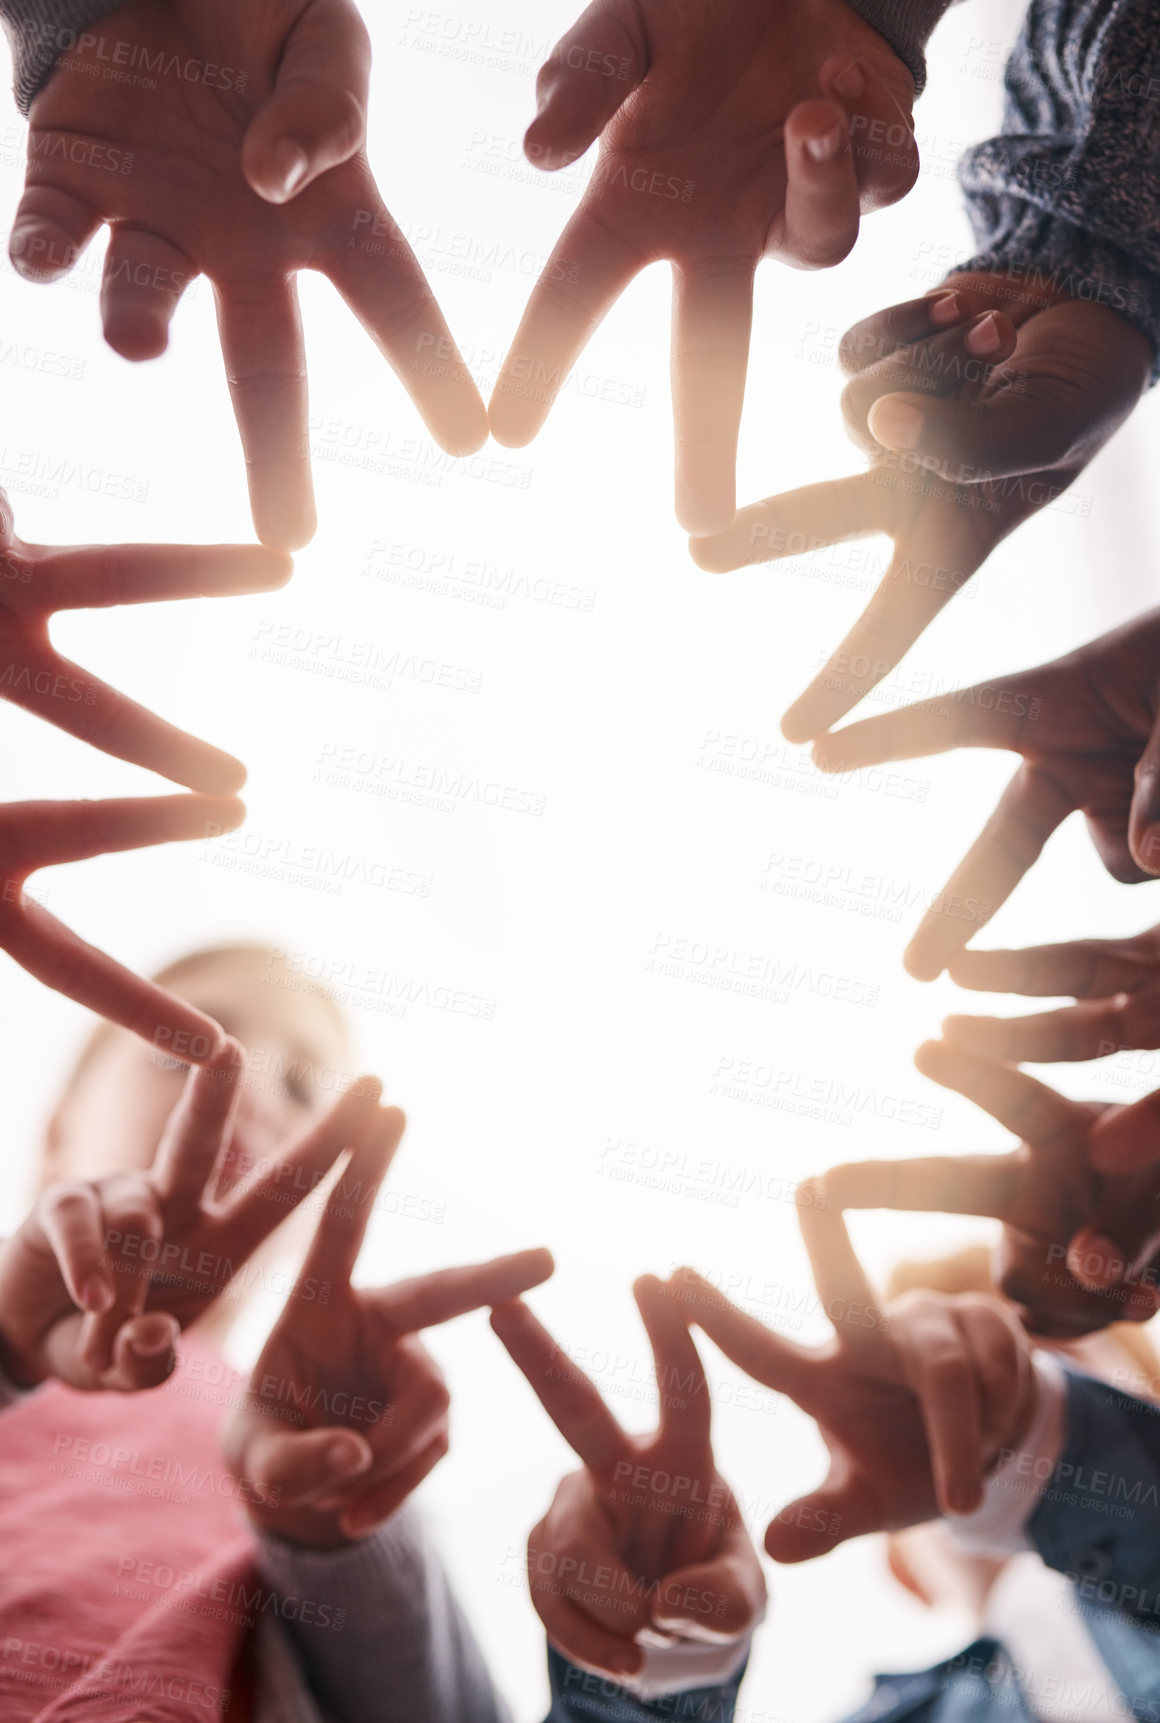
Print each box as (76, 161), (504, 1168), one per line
(131, 1317), (175, 1356)
(327, 1440), (370, 1478)
(948, 1481), (980, 1516)
(832, 60), (864, 99)
(8, 224), (32, 258)
(1068, 1236), (1124, 1286)
(867, 397), (924, 450)
(81, 1275), (113, 1314)
(271, 139), (309, 199)
(964, 312), (1003, 356)
(1137, 822), (1160, 872)
(805, 125), (844, 164)
(928, 291), (962, 326)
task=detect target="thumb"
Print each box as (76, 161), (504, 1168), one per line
(524, 0), (647, 169)
(763, 1472), (879, 1563)
(243, 0), (372, 203)
(1128, 704), (1160, 876)
(867, 384), (1080, 485)
(240, 1425), (374, 1508)
(651, 1552), (764, 1639)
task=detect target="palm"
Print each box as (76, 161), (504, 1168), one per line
(490, 0), (915, 534)
(20, 0), (485, 547)
(811, 610), (1160, 978)
(826, 1042), (1160, 1335)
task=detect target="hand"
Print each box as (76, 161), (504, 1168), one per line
(800, 607), (1160, 980)
(670, 1205), (1039, 1556)
(14, 0), (487, 549)
(691, 275), (1152, 734)
(0, 1046), (383, 1390)
(824, 1039), (1160, 1335)
(0, 792), (250, 1050)
(940, 925), (1160, 1065)
(488, 0), (917, 535)
(0, 492), (290, 790)
(223, 1116), (553, 1549)
(490, 1279), (765, 1682)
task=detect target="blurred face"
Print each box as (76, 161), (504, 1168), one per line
(44, 950), (352, 1191)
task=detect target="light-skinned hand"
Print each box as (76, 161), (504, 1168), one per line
(489, 0), (918, 535)
(0, 1047), (384, 1390)
(670, 1199), (1039, 1553)
(0, 488), (290, 790)
(223, 1112), (553, 1548)
(491, 1278), (765, 1681)
(14, 0), (487, 549)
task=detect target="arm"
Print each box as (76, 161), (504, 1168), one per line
(957, 0), (1160, 375)
(545, 1645), (747, 1723)
(255, 1508), (512, 1723)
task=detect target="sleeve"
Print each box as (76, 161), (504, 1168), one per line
(0, 0), (123, 115)
(841, 0), (961, 96)
(254, 1505), (513, 1723)
(544, 1644), (749, 1722)
(955, 0), (1160, 377)
(946, 1352), (1069, 1558)
(1027, 1369), (1160, 1626)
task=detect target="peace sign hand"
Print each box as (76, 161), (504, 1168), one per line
(0, 792), (246, 1055)
(808, 608), (1160, 981)
(691, 275), (1152, 737)
(671, 1195), (1038, 1556)
(940, 924), (1160, 1068)
(824, 1040), (1160, 1335)
(489, 0), (917, 535)
(15, 0), (487, 549)
(223, 1113), (553, 1549)
(491, 1279), (764, 1682)
(0, 494), (290, 790)
(0, 1047), (383, 1391)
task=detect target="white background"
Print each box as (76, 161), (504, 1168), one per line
(2, 1), (1160, 1717)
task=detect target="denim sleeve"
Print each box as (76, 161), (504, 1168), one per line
(0, 0), (122, 112)
(956, 0), (1160, 376)
(1029, 1371), (1160, 1629)
(544, 1646), (747, 1723)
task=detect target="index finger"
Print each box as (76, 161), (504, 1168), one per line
(820, 1155), (1017, 1219)
(217, 1079), (385, 1262)
(379, 1247), (555, 1331)
(1091, 1088), (1160, 1173)
(688, 471), (886, 574)
(296, 1104), (404, 1287)
(633, 1274), (711, 1461)
(32, 543), (292, 612)
(150, 1040), (246, 1213)
(948, 938), (1160, 1000)
(671, 263), (754, 536)
(665, 1268), (817, 1404)
(914, 1040), (1078, 1147)
(795, 1183), (889, 1357)
(1, 793), (243, 876)
(903, 765), (1076, 981)
(490, 1297), (625, 1478)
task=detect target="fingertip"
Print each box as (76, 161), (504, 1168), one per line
(103, 314), (171, 363)
(687, 534), (735, 574)
(903, 941), (943, 983)
(676, 496), (737, 540)
(1130, 821), (1160, 877)
(868, 394), (924, 452)
(780, 706), (819, 747)
(1067, 1233), (1126, 1288)
(246, 138), (311, 205)
(912, 1039), (945, 1077)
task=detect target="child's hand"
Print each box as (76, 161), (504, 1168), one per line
(671, 1204), (1039, 1555)
(489, 0), (917, 535)
(0, 794), (247, 1053)
(13, 0), (486, 549)
(0, 1046), (383, 1391)
(223, 1113), (553, 1549)
(820, 1041), (1160, 1335)
(491, 1279), (765, 1682)
(806, 608), (1160, 980)
(0, 492), (289, 791)
(691, 275), (1152, 736)
(941, 924), (1160, 1065)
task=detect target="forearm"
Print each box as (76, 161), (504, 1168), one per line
(255, 1506), (512, 1723)
(956, 0), (1160, 375)
(0, 0), (124, 113)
